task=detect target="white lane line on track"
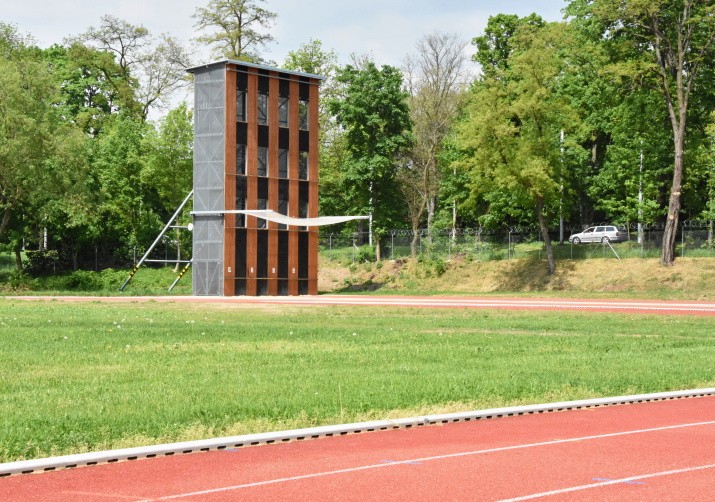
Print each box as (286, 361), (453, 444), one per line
(493, 463), (715, 501)
(134, 420), (715, 501)
(10, 296), (715, 313)
(252, 301), (715, 312)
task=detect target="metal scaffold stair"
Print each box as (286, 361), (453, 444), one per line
(119, 191), (194, 291)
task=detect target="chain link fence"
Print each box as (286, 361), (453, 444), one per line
(320, 221), (715, 263)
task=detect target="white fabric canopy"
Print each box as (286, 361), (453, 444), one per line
(191, 210), (368, 227)
(241, 211), (368, 227)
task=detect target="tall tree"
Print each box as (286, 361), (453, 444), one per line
(0, 23), (90, 266)
(567, 0), (715, 266)
(472, 13), (546, 78)
(327, 63), (412, 259)
(192, 0), (277, 62)
(401, 32), (470, 255)
(456, 23), (579, 275)
(91, 113), (159, 263)
(42, 44), (122, 136)
(69, 15), (192, 120)
(142, 103), (194, 270)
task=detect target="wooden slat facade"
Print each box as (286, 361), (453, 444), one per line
(218, 62), (321, 296)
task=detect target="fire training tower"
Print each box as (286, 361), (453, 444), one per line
(188, 60), (324, 296)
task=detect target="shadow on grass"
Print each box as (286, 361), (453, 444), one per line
(490, 257), (578, 292)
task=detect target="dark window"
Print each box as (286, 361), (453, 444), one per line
(298, 151), (308, 180)
(298, 100), (308, 130)
(299, 181), (309, 229)
(235, 176), (247, 227)
(258, 93), (268, 125)
(257, 177), (268, 228)
(257, 147), (268, 177)
(236, 144), (246, 175)
(236, 121), (247, 145)
(278, 179), (289, 230)
(235, 229), (247, 277)
(298, 232), (309, 279)
(278, 149), (288, 179)
(299, 130), (310, 152)
(298, 280), (309, 295)
(299, 81), (310, 101)
(278, 128), (290, 149)
(256, 279), (268, 296)
(235, 279), (246, 295)
(258, 124), (269, 147)
(257, 230), (268, 277)
(279, 78), (290, 98)
(236, 90), (246, 121)
(236, 71), (248, 91)
(258, 74), (269, 93)
(278, 231), (289, 278)
(279, 97), (289, 127)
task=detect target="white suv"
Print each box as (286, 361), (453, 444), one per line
(569, 225), (626, 244)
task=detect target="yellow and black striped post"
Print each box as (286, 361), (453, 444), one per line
(119, 265), (141, 292)
(168, 260), (193, 292)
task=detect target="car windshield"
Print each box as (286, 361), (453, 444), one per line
(584, 227), (594, 233)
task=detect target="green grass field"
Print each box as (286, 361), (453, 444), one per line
(1, 299), (714, 463)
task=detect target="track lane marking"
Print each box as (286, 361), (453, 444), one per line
(134, 420), (715, 501)
(495, 464), (715, 501)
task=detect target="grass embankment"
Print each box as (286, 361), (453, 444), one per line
(320, 256), (715, 300)
(1, 299), (714, 463)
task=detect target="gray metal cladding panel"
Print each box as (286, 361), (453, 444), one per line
(194, 160), (223, 188)
(194, 64), (225, 210)
(192, 261), (223, 296)
(193, 187), (223, 212)
(192, 65), (226, 296)
(192, 215), (224, 296)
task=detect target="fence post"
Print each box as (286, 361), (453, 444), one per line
(508, 228), (513, 260)
(477, 229), (482, 262)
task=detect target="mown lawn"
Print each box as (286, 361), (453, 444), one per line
(1, 299), (714, 462)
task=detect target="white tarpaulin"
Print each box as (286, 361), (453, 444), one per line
(241, 211), (368, 227)
(191, 210), (368, 227)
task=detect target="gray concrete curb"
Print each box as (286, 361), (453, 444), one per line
(3, 387), (714, 476)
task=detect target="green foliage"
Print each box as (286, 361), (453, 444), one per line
(327, 62), (413, 236)
(23, 251), (59, 277)
(456, 21), (580, 273)
(471, 13), (546, 78)
(355, 244), (376, 263)
(0, 32), (91, 251)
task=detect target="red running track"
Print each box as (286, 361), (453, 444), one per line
(3, 396), (715, 501)
(7, 294), (715, 316)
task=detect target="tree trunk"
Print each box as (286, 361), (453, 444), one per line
(536, 196), (556, 275)
(410, 231), (419, 258)
(661, 130), (685, 266)
(14, 246), (23, 272)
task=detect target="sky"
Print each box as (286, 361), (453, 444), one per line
(5, 0), (568, 68)
(4, 0), (567, 116)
